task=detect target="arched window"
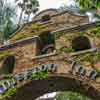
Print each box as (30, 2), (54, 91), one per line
(37, 31), (55, 55)
(41, 15), (51, 22)
(1, 55), (16, 74)
(72, 36), (91, 51)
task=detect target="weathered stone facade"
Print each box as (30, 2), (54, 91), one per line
(0, 8), (99, 77)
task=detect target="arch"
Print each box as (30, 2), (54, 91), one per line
(72, 36), (91, 51)
(1, 55), (16, 74)
(33, 8), (58, 20)
(7, 75), (100, 100)
(41, 14), (51, 22)
(36, 31), (55, 55)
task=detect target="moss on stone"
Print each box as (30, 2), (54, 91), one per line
(0, 51), (10, 61)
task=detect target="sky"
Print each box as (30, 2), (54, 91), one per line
(9, 0), (74, 11)
(8, 0), (75, 22)
(38, 0), (74, 11)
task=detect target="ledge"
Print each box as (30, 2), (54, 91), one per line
(32, 50), (57, 60)
(70, 48), (97, 56)
(0, 36), (38, 51)
(38, 20), (52, 25)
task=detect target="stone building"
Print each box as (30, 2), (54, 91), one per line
(0, 8), (99, 75)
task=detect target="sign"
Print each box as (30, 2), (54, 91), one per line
(71, 61), (98, 80)
(0, 63), (58, 97)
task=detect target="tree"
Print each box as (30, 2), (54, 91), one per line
(76, 0), (100, 15)
(0, 0), (17, 43)
(25, 0), (39, 22)
(16, 0), (39, 24)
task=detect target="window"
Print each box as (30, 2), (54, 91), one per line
(41, 15), (51, 22)
(36, 31), (55, 55)
(72, 36), (91, 52)
(1, 56), (16, 74)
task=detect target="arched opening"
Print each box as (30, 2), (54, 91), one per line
(36, 91), (91, 100)
(8, 75), (100, 100)
(37, 31), (55, 55)
(72, 36), (91, 52)
(41, 15), (51, 22)
(1, 55), (16, 74)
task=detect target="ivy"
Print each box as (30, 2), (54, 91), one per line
(56, 91), (91, 100)
(31, 70), (49, 80)
(0, 87), (17, 100)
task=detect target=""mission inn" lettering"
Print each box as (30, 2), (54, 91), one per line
(0, 63), (58, 97)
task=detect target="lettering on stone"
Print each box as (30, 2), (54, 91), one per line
(88, 70), (97, 80)
(78, 66), (86, 76)
(71, 61), (97, 80)
(0, 63), (58, 97)
(3, 80), (11, 89)
(14, 74), (24, 82)
(0, 83), (5, 95)
(23, 70), (32, 80)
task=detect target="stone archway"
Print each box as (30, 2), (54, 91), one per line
(36, 31), (55, 55)
(72, 36), (91, 51)
(8, 75), (100, 100)
(0, 55), (16, 74)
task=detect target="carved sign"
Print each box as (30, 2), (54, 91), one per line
(0, 63), (58, 97)
(71, 61), (98, 80)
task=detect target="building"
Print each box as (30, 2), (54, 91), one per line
(0, 8), (99, 76)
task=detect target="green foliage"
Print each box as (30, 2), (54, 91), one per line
(59, 47), (75, 53)
(75, 53), (94, 64)
(16, 0), (39, 24)
(56, 91), (91, 100)
(0, 52), (9, 61)
(0, 0), (17, 40)
(3, 74), (13, 80)
(95, 52), (100, 61)
(96, 69), (100, 77)
(90, 26), (100, 37)
(31, 70), (49, 80)
(76, 0), (93, 10)
(0, 87), (17, 100)
(76, 0), (100, 10)
(15, 34), (27, 41)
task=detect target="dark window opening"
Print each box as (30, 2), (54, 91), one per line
(72, 36), (91, 52)
(41, 15), (51, 22)
(1, 56), (16, 74)
(36, 31), (55, 55)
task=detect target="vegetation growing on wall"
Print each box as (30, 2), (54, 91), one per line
(31, 70), (49, 80)
(0, 87), (17, 100)
(56, 91), (91, 100)
(11, 23), (51, 41)
(0, 51), (10, 61)
(89, 26), (100, 37)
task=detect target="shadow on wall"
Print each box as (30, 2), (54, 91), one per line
(41, 14), (51, 22)
(8, 75), (100, 100)
(72, 36), (91, 51)
(36, 31), (55, 55)
(0, 55), (16, 74)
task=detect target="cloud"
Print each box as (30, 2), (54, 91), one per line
(38, 0), (68, 11)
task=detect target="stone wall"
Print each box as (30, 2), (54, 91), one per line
(0, 9), (100, 75)
(7, 75), (100, 100)
(0, 37), (37, 74)
(10, 9), (89, 43)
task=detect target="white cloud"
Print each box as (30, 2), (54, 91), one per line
(38, 0), (74, 11)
